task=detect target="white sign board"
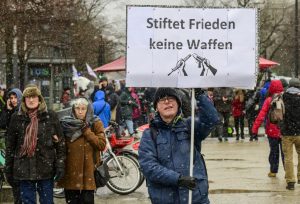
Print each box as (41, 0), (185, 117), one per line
(126, 6), (258, 89)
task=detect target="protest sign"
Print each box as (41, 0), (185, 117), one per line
(126, 6), (258, 88)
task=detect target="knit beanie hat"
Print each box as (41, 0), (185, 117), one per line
(153, 88), (182, 109)
(21, 84), (47, 113)
(289, 78), (300, 88)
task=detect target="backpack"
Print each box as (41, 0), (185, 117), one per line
(268, 93), (285, 124)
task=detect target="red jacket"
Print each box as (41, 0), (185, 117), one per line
(232, 98), (245, 117)
(252, 80), (283, 138)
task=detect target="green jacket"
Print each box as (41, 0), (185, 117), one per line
(119, 91), (138, 120)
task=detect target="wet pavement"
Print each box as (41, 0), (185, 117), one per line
(203, 137), (299, 204)
(53, 136), (300, 204)
(2, 135), (298, 203)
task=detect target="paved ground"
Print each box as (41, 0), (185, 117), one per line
(2, 135), (300, 203)
(57, 136), (300, 204)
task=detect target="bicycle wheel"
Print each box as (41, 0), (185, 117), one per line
(120, 153), (145, 189)
(53, 188), (65, 198)
(105, 155), (141, 195)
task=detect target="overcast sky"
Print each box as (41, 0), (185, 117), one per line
(100, 0), (185, 39)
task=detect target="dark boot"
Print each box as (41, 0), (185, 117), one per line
(286, 182), (295, 190)
(241, 132), (245, 139)
(236, 134), (240, 141)
(249, 136), (254, 141)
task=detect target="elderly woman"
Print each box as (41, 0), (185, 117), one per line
(58, 97), (106, 204)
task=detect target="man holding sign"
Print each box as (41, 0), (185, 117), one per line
(129, 6), (257, 203)
(138, 88), (218, 204)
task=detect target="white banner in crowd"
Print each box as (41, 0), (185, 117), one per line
(126, 6), (258, 89)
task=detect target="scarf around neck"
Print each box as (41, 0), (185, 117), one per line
(20, 109), (38, 157)
(60, 102), (99, 142)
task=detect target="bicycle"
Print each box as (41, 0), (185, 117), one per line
(102, 124), (141, 195)
(105, 121), (145, 189)
(54, 123), (142, 198)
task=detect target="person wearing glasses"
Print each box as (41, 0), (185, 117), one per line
(138, 88), (219, 204)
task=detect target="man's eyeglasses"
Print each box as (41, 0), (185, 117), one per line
(158, 96), (176, 104)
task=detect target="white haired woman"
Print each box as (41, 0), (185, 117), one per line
(57, 97), (106, 204)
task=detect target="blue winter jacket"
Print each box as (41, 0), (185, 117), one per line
(138, 94), (219, 204)
(93, 90), (111, 128)
(259, 81), (271, 109)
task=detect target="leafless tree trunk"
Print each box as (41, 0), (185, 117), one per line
(1, 0), (116, 88)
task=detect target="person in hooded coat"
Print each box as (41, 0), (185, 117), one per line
(259, 80), (271, 109)
(0, 88), (23, 130)
(252, 80), (285, 178)
(58, 97), (106, 204)
(0, 88), (23, 204)
(93, 90), (111, 128)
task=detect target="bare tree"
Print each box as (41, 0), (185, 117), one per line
(183, 0), (221, 7)
(182, 0), (292, 77)
(0, 0), (117, 88)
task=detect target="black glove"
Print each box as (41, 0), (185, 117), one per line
(54, 168), (65, 182)
(178, 176), (196, 190)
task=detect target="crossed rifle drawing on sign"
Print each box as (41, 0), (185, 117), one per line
(168, 53), (218, 77)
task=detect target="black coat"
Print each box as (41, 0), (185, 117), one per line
(5, 110), (65, 180)
(213, 88), (233, 113)
(281, 91), (300, 136)
(119, 91), (137, 120)
(245, 90), (260, 119)
(0, 108), (17, 129)
(107, 92), (120, 110)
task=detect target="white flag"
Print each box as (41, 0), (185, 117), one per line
(72, 65), (79, 81)
(86, 63), (97, 79)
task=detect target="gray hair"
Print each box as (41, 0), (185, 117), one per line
(71, 97), (89, 108)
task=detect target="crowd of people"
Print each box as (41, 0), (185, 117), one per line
(0, 84), (107, 203)
(0, 75), (299, 203)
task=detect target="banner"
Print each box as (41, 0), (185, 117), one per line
(126, 6), (258, 88)
(86, 63), (98, 79)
